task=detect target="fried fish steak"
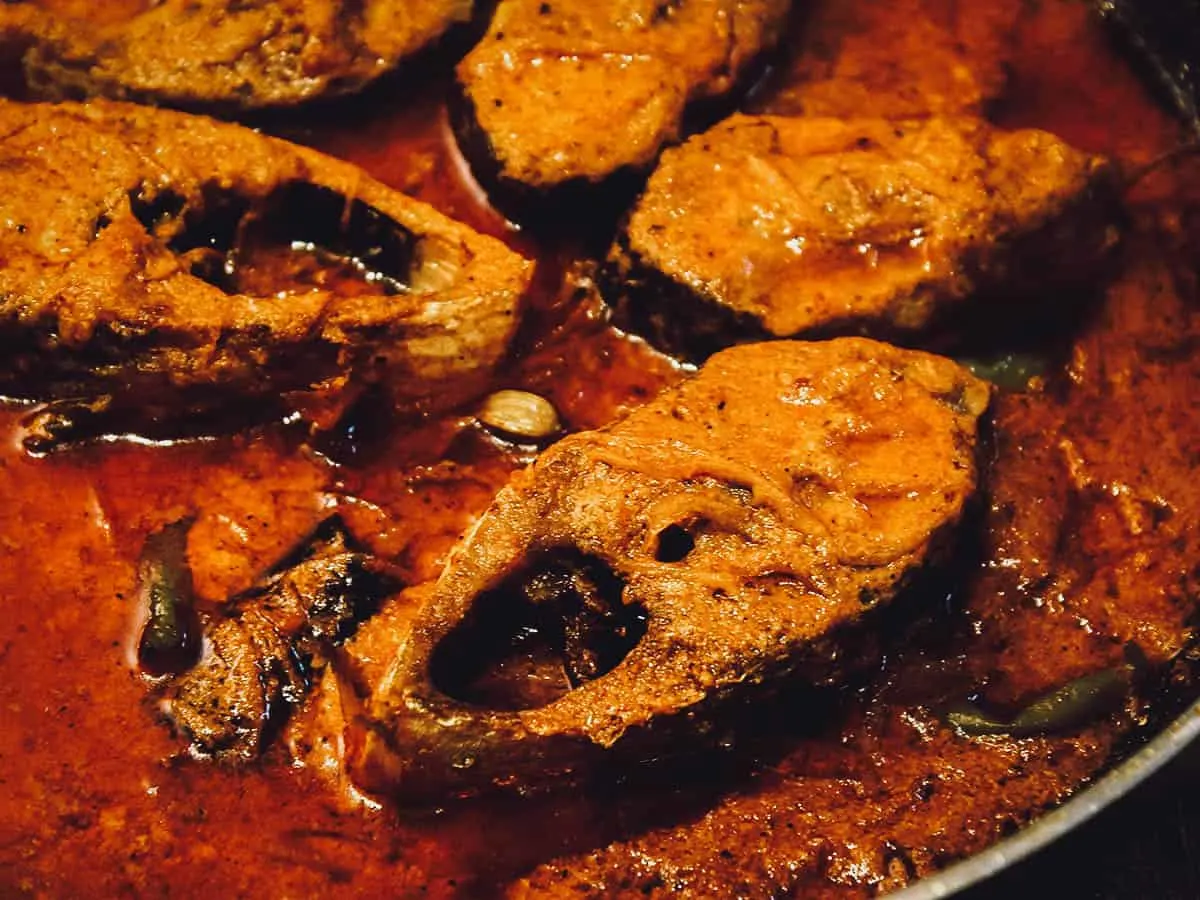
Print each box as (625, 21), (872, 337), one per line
(154, 519), (400, 761)
(606, 115), (1117, 358)
(453, 0), (792, 214)
(350, 338), (991, 801)
(0, 99), (531, 442)
(0, 0), (475, 108)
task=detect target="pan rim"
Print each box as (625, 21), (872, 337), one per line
(891, 699), (1200, 899)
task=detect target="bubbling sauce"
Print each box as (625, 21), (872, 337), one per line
(3, 2), (1200, 898)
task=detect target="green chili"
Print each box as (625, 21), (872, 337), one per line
(959, 352), (1050, 392)
(137, 518), (201, 676)
(948, 667), (1132, 738)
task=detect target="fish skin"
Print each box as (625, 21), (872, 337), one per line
(2, 0), (476, 109)
(452, 0), (793, 216)
(0, 99), (531, 443)
(351, 337), (991, 801)
(606, 115), (1118, 359)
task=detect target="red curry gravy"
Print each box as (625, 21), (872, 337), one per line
(3, 1), (1200, 897)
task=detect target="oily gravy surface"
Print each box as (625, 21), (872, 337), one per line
(2, 2), (1200, 897)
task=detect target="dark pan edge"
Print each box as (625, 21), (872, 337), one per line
(892, 703), (1200, 900)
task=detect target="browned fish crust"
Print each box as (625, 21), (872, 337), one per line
(352, 337), (991, 801)
(606, 115), (1118, 358)
(0, 99), (532, 437)
(452, 0), (793, 218)
(0, 1), (477, 109)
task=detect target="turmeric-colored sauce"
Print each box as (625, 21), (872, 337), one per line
(3, 2), (1200, 897)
